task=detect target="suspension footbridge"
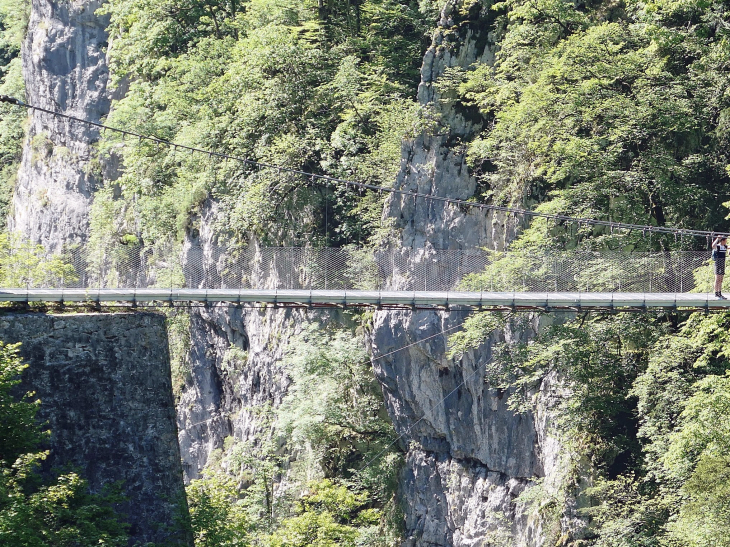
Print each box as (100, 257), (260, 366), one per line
(2, 246), (728, 311)
(1, 97), (729, 312)
(2, 288), (729, 311)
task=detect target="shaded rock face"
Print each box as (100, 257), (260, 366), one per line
(176, 304), (297, 480)
(0, 312), (191, 546)
(372, 1), (565, 545)
(176, 216), (351, 481)
(371, 309), (560, 546)
(9, 0), (115, 249)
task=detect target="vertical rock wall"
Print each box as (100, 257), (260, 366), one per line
(0, 312), (191, 546)
(175, 209), (347, 481)
(385, 0), (507, 252)
(371, 1), (566, 545)
(9, 0), (113, 249)
(176, 304), (299, 480)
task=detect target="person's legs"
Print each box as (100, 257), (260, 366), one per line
(715, 258), (726, 296)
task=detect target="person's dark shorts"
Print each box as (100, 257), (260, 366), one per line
(716, 258), (726, 276)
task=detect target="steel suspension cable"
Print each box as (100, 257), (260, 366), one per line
(2, 94), (726, 240)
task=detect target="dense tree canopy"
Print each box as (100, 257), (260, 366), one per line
(93, 0), (436, 249)
(448, 0), (730, 251)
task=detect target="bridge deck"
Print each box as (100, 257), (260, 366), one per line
(2, 289), (730, 310)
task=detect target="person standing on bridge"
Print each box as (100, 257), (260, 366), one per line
(713, 235), (728, 299)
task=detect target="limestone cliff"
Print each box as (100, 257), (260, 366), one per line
(176, 303), (299, 480)
(176, 213), (346, 480)
(9, 0), (114, 249)
(370, 1), (571, 544)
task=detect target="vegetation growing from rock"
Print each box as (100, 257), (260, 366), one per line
(443, 0), (730, 542)
(0, 0), (28, 231)
(8, 0), (730, 542)
(92, 0), (437, 249)
(184, 325), (402, 546)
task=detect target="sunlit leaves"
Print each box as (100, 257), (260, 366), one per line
(456, 0), (730, 250)
(0, 233), (78, 288)
(278, 325), (398, 486)
(187, 472), (251, 546)
(95, 0), (430, 248)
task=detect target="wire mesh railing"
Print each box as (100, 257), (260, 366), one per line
(0, 244), (717, 293)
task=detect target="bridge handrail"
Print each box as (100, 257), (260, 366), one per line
(0, 245), (715, 294)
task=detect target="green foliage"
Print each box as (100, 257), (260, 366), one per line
(226, 437), (288, 536)
(667, 453), (730, 546)
(267, 479), (377, 547)
(0, 0), (29, 231)
(452, 0), (730, 251)
(447, 311), (505, 359)
(93, 0), (433, 249)
(181, 325), (403, 546)
(0, 342), (129, 546)
(278, 325), (397, 480)
(0, 233), (78, 288)
(665, 374), (730, 480)
(572, 312), (730, 544)
(186, 471), (250, 546)
(452, 313), (663, 445)
(0, 342), (39, 465)
(660, 372), (730, 545)
(165, 309), (192, 399)
(582, 474), (669, 547)
(276, 325), (403, 544)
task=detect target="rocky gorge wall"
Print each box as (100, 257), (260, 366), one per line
(9, 0), (116, 250)
(370, 1), (572, 544)
(7, 0), (578, 545)
(0, 312), (191, 546)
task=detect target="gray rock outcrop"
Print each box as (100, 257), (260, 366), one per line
(371, 1), (568, 544)
(0, 312), (191, 546)
(176, 303), (298, 480)
(386, 0), (510, 252)
(9, 0), (113, 249)
(175, 214), (349, 481)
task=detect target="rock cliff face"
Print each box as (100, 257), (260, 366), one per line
(0, 312), (191, 546)
(385, 0), (509, 253)
(9, 0), (114, 249)
(9, 0), (574, 544)
(371, 1), (567, 545)
(176, 303), (299, 480)
(175, 215), (348, 480)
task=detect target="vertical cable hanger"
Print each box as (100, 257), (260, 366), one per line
(324, 180), (329, 247)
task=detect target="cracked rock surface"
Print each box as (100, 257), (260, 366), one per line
(10, 0), (116, 249)
(371, 2), (568, 544)
(0, 313), (191, 546)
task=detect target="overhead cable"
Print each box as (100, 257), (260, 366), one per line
(1, 94), (726, 240)
(359, 318), (488, 473)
